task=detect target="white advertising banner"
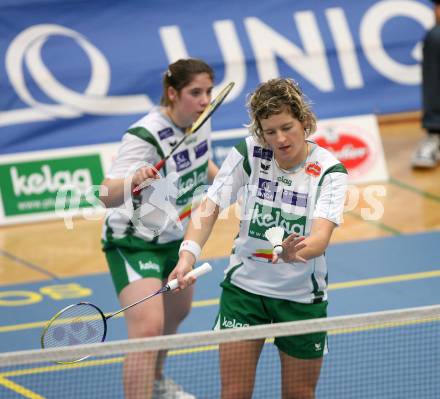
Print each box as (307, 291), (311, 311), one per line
(0, 114), (387, 225)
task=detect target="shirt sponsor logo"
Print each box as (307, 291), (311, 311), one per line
(277, 175), (292, 186)
(253, 146), (273, 161)
(249, 203), (306, 239)
(257, 178), (278, 201)
(176, 161), (208, 205)
(222, 316), (250, 328)
(185, 135), (198, 145)
(260, 162), (271, 173)
(281, 190), (308, 207)
(305, 162), (322, 177)
(158, 127), (174, 140)
(173, 150), (191, 171)
(194, 140), (208, 158)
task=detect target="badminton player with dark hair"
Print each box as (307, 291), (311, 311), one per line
(170, 78), (348, 399)
(100, 58), (219, 399)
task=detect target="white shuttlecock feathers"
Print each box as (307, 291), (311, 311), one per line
(264, 226), (285, 255)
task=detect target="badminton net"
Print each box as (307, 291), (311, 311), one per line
(0, 304), (439, 398)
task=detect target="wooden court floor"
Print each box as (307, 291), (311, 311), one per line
(1, 113), (439, 286)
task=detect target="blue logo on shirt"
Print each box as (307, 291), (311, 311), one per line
(253, 146), (273, 161)
(194, 140), (208, 158)
(257, 178), (278, 201)
(173, 150), (191, 171)
(158, 127), (174, 140)
(281, 190), (308, 207)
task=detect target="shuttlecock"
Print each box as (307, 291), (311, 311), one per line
(264, 226), (285, 255)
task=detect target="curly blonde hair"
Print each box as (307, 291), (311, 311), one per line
(247, 78), (317, 146)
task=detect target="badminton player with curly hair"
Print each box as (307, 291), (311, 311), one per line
(170, 78), (348, 399)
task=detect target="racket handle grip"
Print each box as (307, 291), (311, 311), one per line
(167, 262), (213, 291)
(132, 186), (142, 196)
(154, 159), (166, 171)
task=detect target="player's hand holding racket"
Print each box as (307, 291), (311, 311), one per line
(132, 81), (235, 195)
(41, 263), (213, 363)
(168, 250), (200, 290)
(131, 164), (161, 192)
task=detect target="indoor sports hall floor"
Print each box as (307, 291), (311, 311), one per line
(1, 230), (439, 353)
(0, 114), (439, 397)
(0, 232), (439, 398)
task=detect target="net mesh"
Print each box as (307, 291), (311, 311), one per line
(1, 305), (439, 398)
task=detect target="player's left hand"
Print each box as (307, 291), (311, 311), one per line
(272, 233), (307, 264)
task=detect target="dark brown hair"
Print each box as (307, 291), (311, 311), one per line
(160, 59), (214, 106)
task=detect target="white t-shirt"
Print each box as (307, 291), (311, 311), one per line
(207, 136), (347, 303)
(102, 107), (212, 244)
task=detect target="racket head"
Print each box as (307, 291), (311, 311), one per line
(189, 81), (235, 134)
(41, 302), (107, 363)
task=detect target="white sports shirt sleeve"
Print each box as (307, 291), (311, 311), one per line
(106, 134), (160, 179)
(313, 171), (348, 225)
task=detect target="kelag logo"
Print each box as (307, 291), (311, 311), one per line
(249, 203), (306, 240)
(0, 155), (104, 216)
(176, 161), (208, 206)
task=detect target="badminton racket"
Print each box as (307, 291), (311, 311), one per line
(40, 262), (212, 363)
(133, 81), (235, 195)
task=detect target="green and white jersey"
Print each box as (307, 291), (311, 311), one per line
(207, 136), (347, 303)
(102, 107), (211, 245)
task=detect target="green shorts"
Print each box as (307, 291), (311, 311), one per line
(214, 278), (328, 359)
(103, 237), (181, 295)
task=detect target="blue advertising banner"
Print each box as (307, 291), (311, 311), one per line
(0, 0), (434, 155)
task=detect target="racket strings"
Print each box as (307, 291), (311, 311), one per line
(42, 303), (106, 349)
